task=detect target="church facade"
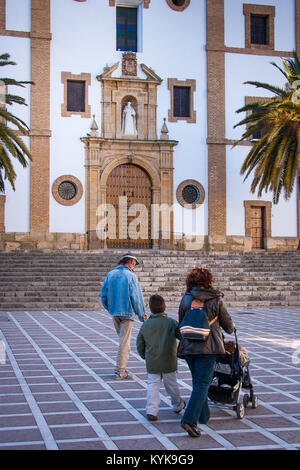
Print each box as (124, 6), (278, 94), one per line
(0, 0), (299, 252)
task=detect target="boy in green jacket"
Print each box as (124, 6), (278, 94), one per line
(136, 294), (186, 421)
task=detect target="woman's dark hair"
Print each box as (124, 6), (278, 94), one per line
(186, 267), (214, 291)
(149, 294), (166, 314)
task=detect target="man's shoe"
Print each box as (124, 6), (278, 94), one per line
(181, 422), (201, 438)
(114, 370), (133, 380)
(175, 400), (186, 414)
(147, 414), (158, 421)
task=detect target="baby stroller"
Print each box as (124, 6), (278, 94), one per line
(208, 329), (258, 419)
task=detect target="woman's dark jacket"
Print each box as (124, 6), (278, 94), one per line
(177, 287), (234, 358)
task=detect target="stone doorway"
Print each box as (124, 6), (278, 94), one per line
(250, 206), (265, 249)
(106, 163), (152, 248)
(82, 54), (178, 250)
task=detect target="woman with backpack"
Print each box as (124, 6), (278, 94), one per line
(178, 267), (235, 438)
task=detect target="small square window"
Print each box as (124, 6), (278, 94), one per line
(245, 97), (272, 141)
(116, 7), (137, 52)
(243, 4), (275, 50)
(250, 15), (268, 45)
(61, 72), (91, 118)
(67, 80), (85, 113)
(174, 87), (190, 118)
(168, 79), (196, 123)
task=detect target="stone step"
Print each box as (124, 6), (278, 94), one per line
(0, 250), (299, 310)
(1, 262), (299, 269)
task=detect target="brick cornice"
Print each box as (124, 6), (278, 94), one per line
(207, 45), (294, 57)
(0, 29), (30, 38)
(30, 31), (52, 40)
(206, 138), (252, 147)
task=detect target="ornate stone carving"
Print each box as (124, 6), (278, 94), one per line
(160, 118), (169, 140)
(109, 1), (151, 8)
(97, 59), (162, 140)
(122, 52), (137, 77)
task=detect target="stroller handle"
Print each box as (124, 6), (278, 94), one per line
(233, 327), (239, 345)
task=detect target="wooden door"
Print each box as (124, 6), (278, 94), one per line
(250, 206), (265, 249)
(106, 164), (152, 248)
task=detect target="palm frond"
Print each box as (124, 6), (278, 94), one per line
(234, 53), (300, 203)
(0, 53), (32, 192)
(244, 80), (287, 97)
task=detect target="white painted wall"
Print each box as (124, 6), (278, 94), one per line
(225, 51), (298, 237)
(49, 0), (110, 233)
(225, 53), (287, 141)
(49, 0), (208, 235)
(2, 37), (31, 232)
(224, 0), (297, 239)
(224, 0), (295, 51)
(226, 146), (297, 237)
(2, 0), (297, 240)
(6, 0), (31, 32)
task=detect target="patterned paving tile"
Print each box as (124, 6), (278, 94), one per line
(0, 307), (299, 451)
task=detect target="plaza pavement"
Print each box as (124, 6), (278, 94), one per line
(0, 307), (299, 451)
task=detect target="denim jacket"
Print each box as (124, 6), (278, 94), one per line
(100, 265), (145, 322)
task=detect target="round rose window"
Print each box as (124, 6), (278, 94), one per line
(176, 180), (205, 209)
(58, 181), (78, 201)
(52, 175), (83, 206)
(166, 0), (190, 12)
(182, 184), (200, 204)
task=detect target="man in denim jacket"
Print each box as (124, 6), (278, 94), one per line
(101, 253), (146, 380)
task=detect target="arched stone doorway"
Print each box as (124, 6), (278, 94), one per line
(106, 163), (152, 248)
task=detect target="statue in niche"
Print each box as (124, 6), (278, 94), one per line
(122, 101), (137, 135)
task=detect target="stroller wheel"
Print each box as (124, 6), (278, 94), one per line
(236, 403), (245, 419)
(251, 395), (258, 409)
(243, 394), (250, 408)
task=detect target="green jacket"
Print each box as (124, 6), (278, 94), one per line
(136, 312), (181, 374)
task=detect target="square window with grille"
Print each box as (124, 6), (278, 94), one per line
(174, 86), (191, 118)
(116, 7), (137, 52)
(67, 80), (85, 113)
(249, 106), (268, 140)
(250, 15), (269, 45)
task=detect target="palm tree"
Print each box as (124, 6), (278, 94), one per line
(233, 51), (300, 204)
(0, 53), (33, 193)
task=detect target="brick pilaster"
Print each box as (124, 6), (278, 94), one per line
(296, 0), (300, 241)
(206, 0), (227, 249)
(0, 195), (5, 232)
(30, 0), (51, 233)
(0, 0), (5, 29)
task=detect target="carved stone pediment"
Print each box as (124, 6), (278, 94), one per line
(98, 62), (119, 79)
(140, 63), (162, 83)
(97, 54), (163, 140)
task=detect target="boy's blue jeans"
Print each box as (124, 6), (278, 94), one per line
(182, 355), (217, 426)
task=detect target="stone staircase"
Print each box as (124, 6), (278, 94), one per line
(0, 250), (300, 311)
